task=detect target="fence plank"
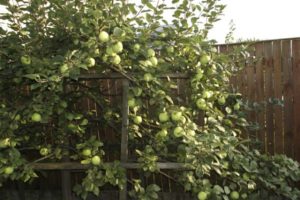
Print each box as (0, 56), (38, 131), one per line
(264, 42), (275, 154)
(282, 40), (294, 157)
(273, 40), (284, 154)
(120, 79), (129, 200)
(255, 42), (266, 152)
(292, 39), (300, 161)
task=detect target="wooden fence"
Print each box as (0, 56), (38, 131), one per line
(218, 37), (300, 161)
(1, 38), (300, 200)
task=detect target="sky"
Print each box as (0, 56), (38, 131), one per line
(1, 0), (300, 43)
(208, 0), (300, 43)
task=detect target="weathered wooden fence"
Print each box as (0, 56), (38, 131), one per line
(218, 37), (300, 161)
(1, 38), (300, 200)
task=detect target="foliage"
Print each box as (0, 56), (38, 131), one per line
(0, 0), (299, 200)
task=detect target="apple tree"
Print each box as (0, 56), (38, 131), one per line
(0, 0), (300, 199)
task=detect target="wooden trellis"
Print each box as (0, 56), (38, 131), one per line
(30, 73), (190, 200)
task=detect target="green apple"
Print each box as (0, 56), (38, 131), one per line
(40, 147), (50, 156)
(60, 64), (69, 74)
(195, 69), (203, 80)
(230, 191), (239, 200)
(173, 126), (184, 137)
(187, 129), (196, 136)
(4, 166), (14, 175)
(166, 46), (174, 54)
(149, 57), (158, 66)
(133, 116), (142, 124)
(196, 98), (207, 110)
(133, 44), (141, 52)
(159, 112), (169, 122)
(21, 55), (31, 65)
(180, 116), (186, 124)
(113, 27), (125, 37)
(91, 155), (101, 165)
(157, 129), (168, 137)
(242, 173), (250, 181)
(202, 90), (213, 99)
(143, 60), (153, 67)
(146, 48), (155, 57)
(143, 73), (153, 82)
(31, 113), (42, 122)
(106, 47), (117, 56)
(197, 191), (208, 200)
(94, 48), (100, 55)
(160, 32), (167, 38)
(241, 193), (248, 199)
(0, 138), (10, 148)
(112, 41), (123, 53)
(233, 103), (240, 110)
(218, 96), (226, 105)
(99, 31), (109, 42)
(128, 98), (136, 108)
(171, 111), (182, 122)
(82, 148), (92, 157)
(133, 87), (143, 96)
(200, 54), (211, 65)
(111, 55), (121, 65)
(86, 57), (96, 67)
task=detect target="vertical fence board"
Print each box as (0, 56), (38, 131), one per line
(255, 42), (266, 152)
(264, 42), (275, 154)
(292, 39), (300, 161)
(273, 41), (284, 154)
(282, 40), (294, 157)
(120, 79), (129, 200)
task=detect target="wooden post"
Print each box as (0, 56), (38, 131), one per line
(120, 79), (129, 200)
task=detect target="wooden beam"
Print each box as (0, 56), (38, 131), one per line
(77, 73), (189, 80)
(30, 162), (186, 170)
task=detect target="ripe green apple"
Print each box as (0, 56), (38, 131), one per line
(91, 155), (101, 165)
(186, 129), (196, 136)
(149, 57), (158, 66)
(195, 69), (203, 80)
(160, 32), (167, 38)
(143, 73), (153, 82)
(99, 31), (109, 42)
(106, 47), (117, 56)
(146, 48), (155, 57)
(171, 111), (182, 122)
(40, 147), (50, 156)
(94, 48), (100, 55)
(4, 166), (14, 175)
(166, 46), (174, 54)
(157, 129), (168, 137)
(111, 55), (121, 65)
(21, 55), (31, 65)
(233, 103), (240, 110)
(197, 191), (208, 200)
(143, 60), (153, 67)
(128, 98), (136, 108)
(218, 96), (226, 105)
(113, 27), (125, 37)
(200, 54), (211, 65)
(133, 44), (141, 52)
(31, 113), (42, 122)
(230, 191), (239, 200)
(86, 57), (96, 67)
(133, 116), (142, 124)
(112, 41), (123, 53)
(82, 148), (92, 157)
(173, 126), (184, 137)
(60, 64), (69, 74)
(159, 112), (169, 122)
(0, 138), (10, 148)
(196, 98), (207, 110)
(202, 90), (213, 99)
